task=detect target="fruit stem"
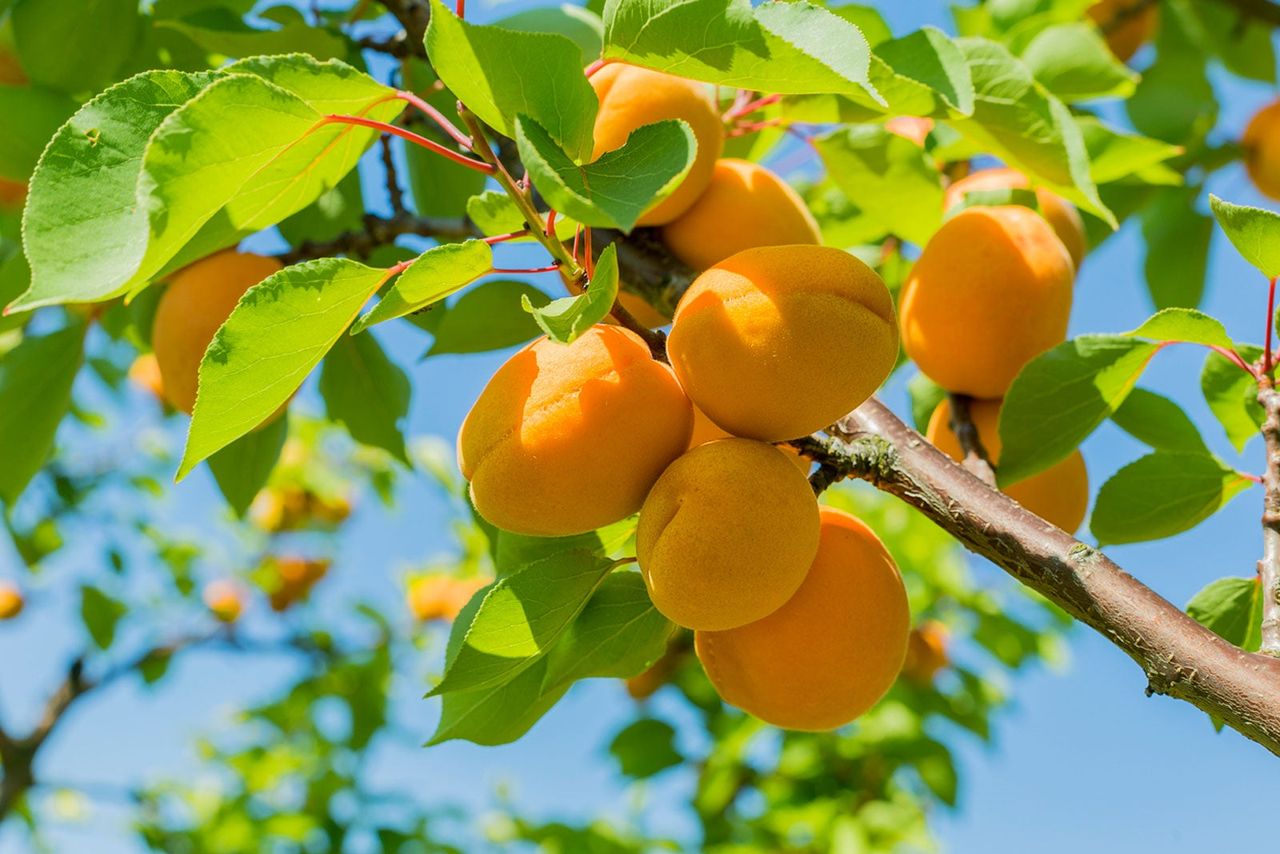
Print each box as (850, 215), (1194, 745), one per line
(724, 93), (781, 121)
(728, 117), (785, 138)
(483, 230), (530, 245)
(318, 115), (494, 174)
(456, 0), (464, 18)
(395, 90), (473, 150)
(545, 209), (558, 237)
(491, 264), (561, 275)
(1207, 344), (1258, 378)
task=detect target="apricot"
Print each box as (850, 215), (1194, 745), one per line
(408, 574), (488, 622)
(1244, 100), (1280, 201)
(943, 167), (1087, 269)
(250, 486), (352, 533)
(902, 620), (949, 685)
(668, 245), (897, 441)
(152, 250), (284, 415)
(459, 325), (693, 536)
(1087, 0), (1158, 63)
(696, 506), (910, 731)
(203, 580), (245, 624)
(128, 353), (166, 402)
(0, 581), (24, 620)
(926, 397), (1089, 533)
(687, 405), (810, 474)
(661, 159), (821, 270)
(637, 438), (819, 631)
(267, 556), (330, 612)
(590, 63), (725, 225)
(885, 116), (934, 147)
(900, 207), (1073, 398)
(625, 638), (687, 700)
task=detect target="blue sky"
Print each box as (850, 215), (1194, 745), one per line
(1, 1), (1278, 851)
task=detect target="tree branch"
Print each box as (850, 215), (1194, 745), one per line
(802, 398), (1280, 756)
(376, 0), (430, 54)
(1258, 381), (1280, 656)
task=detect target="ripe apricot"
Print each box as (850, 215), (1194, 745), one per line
(637, 438), (819, 631)
(1087, 0), (1158, 63)
(902, 620), (950, 685)
(1244, 100), (1280, 201)
(408, 574), (488, 622)
(152, 250), (284, 415)
(590, 63), (725, 225)
(696, 506), (910, 731)
(203, 580), (245, 624)
(687, 405), (810, 474)
(926, 397), (1089, 533)
(668, 245), (897, 441)
(0, 582), (24, 620)
(661, 159), (821, 270)
(900, 207), (1073, 398)
(128, 353), (166, 402)
(459, 325), (693, 536)
(944, 167), (1087, 269)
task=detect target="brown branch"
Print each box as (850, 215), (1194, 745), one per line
(804, 399), (1280, 756)
(1205, 0), (1280, 28)
(376, 0), (431, 55)
(378, 135), (408, 217)
(278, 212), (475, 264)
(947, 393), (997, 486)
(1258, 381), (1280, 656)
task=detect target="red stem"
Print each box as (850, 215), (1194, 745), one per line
(725, 93), (781, 121)
(1208, 344), (1259, 378)
(483, 230), (529, 245)
(584, 227), (595, 279)
(395, 90), (472, 150)
(1244, 472), (1266, 485)
(492, 264), (561, 275)
(456, 0), (464, 18)
(729, 117), (785, 138)
(545, 209), (558, 237)
(1266, 277), (1277, 375)
(584, 58), (607, 78)
(318, 115), (494, 174)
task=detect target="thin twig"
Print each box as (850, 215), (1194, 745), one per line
(378, 135), (407, 216)
(1258, 381), (1280, 657)
(947, 393), (997, 486)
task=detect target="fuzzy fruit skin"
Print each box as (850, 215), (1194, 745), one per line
(668, 246), (898, 442)
(460, 325), (693, 537)
(1088, 0), (1158, 63)
(638, 439), (820, 631)
(152, 250), (284, 415)
(926, 398), (1089, 533)
(1244, 100), (1280, 201)
(661, 159), (821, 271)
(900, 207), (1073, 398)
(902, 620), (950, 685)
(203, 580), (245, 624)
(408, 574), (487, 622)
(944, 167), (1087, 270)
(590, 63), (725, 226)
(0, 582), (24, 620)
(696, 506), (910, 731)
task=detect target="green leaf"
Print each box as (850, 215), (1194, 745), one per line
(523, 243), (619, 344)
(425, 0), (598, 160)
(814, 125), (943, 246)
(1142, 188), (1212, 310)
(998, 336), (1157, 486)
(1127, 14), (1215, 145)
(319, 331), (411, 464)
(517, 116), (695, 232)
(12, 0), (140, 94)
(0, 323), (85, 504)
(947, 187), (1040, 217)
(429, 657), (570, 746)
(602, 0), (880, 101)
(1127, 307), (1234, 350)
(1091, 452), (1252, 546)
(498, 4), (604, 64)
(466, 189), (526, 236)
(485, 517), (636, 577)
(0, 85), (77, 182)
(178, 259), (390, 479)
(1020, 23), (1137, 102)
(609, 718), (682, 779)
(351, 241), (492, 334)
(949, 37), (1112, 225)
(1076, 116), (1182, 186)
(908, 372), (946, 432)
(1186, 576), (1264, 651)
(1209, 195), (1280, 280)
(156, 8), (350, 61)
(207, 412), (288, 517)
(277, 169), (365, 246)
(1110, 388), (1208, 454)
(427, 280), (550, 356)
(1201, 345), (1264, 452)
(542, 571), (674, 691)
(429, 550), (617, 696)
(80, 585), (127, 650)
(12, 70), (220, 312)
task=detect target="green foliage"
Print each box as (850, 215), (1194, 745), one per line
(523, 244), (620, 343)
(12, 0), (140, 94)
(610, 718), (682, 779)
(352, 241), (493, 334)
(1210, 195), (1280, 279)
(1110, 388), (1208, 454)
(1020, 23), (1137, 102)
(319, 332), (412, 464)
(1201, 345), (1265, 451)
(80, 584), (127, 650)
(425, 280), (550, 356)
(207, 412), (289, 516)
(1187, 576), (1264, 652)
(1142, 187), (1213, 309)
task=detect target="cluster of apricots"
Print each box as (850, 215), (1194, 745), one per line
(899, 168), (1091, 534)
(250, 485), (352, 533)
(459, 66), (916, 732)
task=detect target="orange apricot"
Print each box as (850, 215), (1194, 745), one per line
(1244, 99), (1280, 201)
(944, 167), (1087, 269)
(408, 574), (488, 622)
(686, 404), (810, 474)
(926, 397), (1089, 533)
(590, 63), (725, 225)
(203, 580), (245, 624)
(152, 250), (284, 415)
(668, 245), (898, 441)
(128, 353), (166, 402)
(1087, 0), (1158, 63)
(696, 506), (910, 730)
(902, 620), (950, 685)
(661, 159), (821, 270)
(899, 207), (1073, 398)
(637, 438), (820, 631)
(0, 581), (24, 620)
(459, 325), (693, 536)
(267, 556), (330, 612)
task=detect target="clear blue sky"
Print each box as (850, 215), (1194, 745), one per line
(1, 2), (1277, 851)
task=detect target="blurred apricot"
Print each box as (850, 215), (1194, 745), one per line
(267, 556), (330, 612)
(1087, 0), (1158, 62)
(591, 63), (724, 225)
(927, 397), (1089, 533)
(668, 245), (897, 441)
(696, 506), (910, 730)
(1244, 99), (1280, 201)
(625, 638), (689, 700)
(637, 439), (819, 631)
(0, 178), (26, 210)
(0, 581), (24, 621)
(459, 325), (692, 536)
(203, 580), (245, 624)
(944, 167), (1087, 269)
(250, 486), (352, 533)
(661, 159), (821, 270)
(885, 116), (934, 147)
(128, 353), (166, 402)
(900, 207), (1073, 398)
(151, 250), (284, 415)
(408, 574), (488, 622)
(902, 620), (950, 684)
